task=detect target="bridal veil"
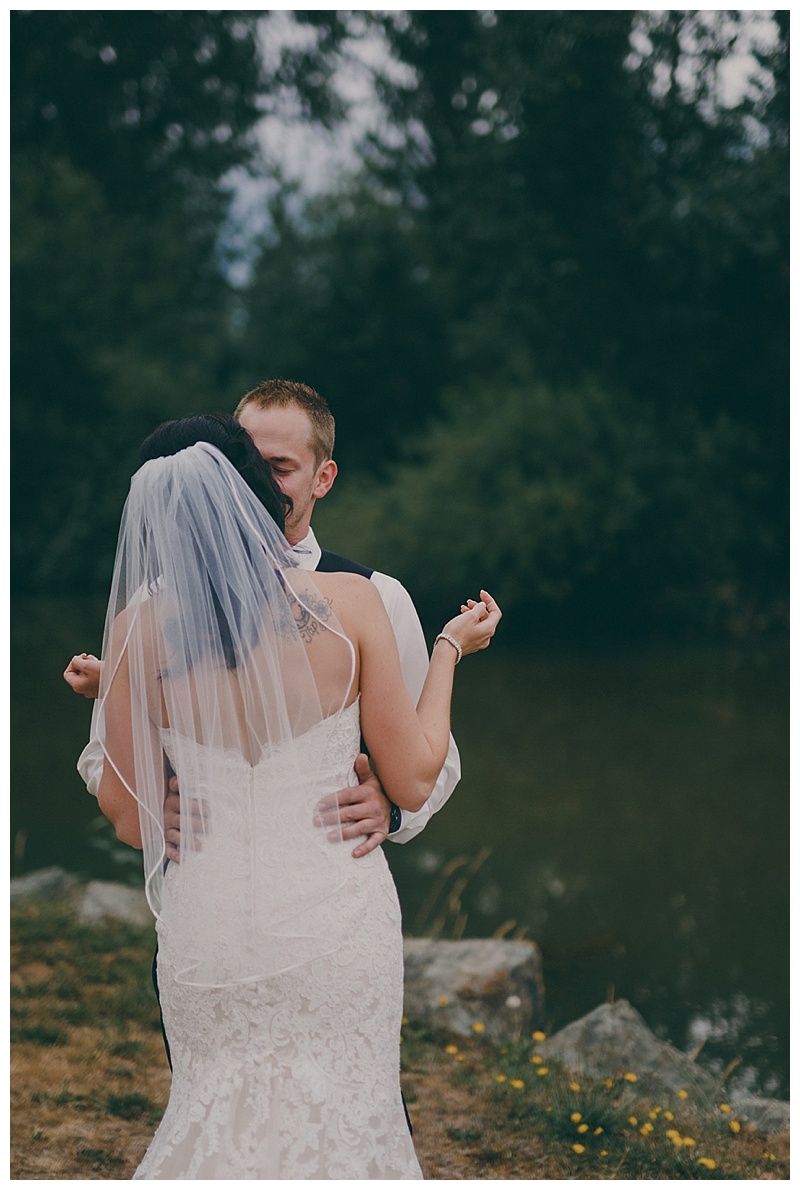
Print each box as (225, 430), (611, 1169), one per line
(89, 442), (356, 988)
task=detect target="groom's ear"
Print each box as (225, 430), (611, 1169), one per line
(313, 459), (337, 501)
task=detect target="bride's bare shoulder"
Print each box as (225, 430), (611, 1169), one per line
(286, 570), (382, 626)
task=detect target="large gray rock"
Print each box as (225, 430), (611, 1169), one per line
(539, 1000), (789, 1135)
(76, 881), (153, 928)
(539, 999), (718, 1099)
(10, 866), (78, 904)
(730, 1096), (790, 1136)
(403, 937), (544, 1042)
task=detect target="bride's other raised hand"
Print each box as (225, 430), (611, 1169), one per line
(442, 589), (501, 658)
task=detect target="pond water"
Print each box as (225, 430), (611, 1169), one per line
(12, 597), (788, 1098)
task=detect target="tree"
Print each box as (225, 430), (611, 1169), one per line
(240, 185), (450, 471)
(11, 11), (357, 590)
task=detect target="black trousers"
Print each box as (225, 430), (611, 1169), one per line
(151, 943), (172, 1071)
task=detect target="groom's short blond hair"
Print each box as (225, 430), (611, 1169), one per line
(234, 379), (335, 467)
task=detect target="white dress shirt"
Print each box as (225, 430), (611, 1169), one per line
(77, 527), (460, 844)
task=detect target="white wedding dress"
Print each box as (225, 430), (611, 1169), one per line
(134, 698), (422, 1180)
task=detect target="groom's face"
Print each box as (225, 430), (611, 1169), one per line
(237, 402), (337, 545)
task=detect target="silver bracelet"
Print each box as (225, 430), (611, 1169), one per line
(434, 632), (462, 664)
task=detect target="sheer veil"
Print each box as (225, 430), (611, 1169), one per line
(90, 442), (356, 987)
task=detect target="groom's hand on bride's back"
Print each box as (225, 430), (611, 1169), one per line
(314, 754), (392, 859)
(163, 780), (211, 863)
(163, 782), (183, 862)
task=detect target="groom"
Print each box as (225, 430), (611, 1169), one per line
(67, 378), (460, 857)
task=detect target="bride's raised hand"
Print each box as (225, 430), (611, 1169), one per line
(441, 589), (502, 658)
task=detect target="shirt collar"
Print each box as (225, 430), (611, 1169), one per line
(290, 527), (321, 571)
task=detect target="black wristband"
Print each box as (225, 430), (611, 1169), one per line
(388, 801), (402, 834)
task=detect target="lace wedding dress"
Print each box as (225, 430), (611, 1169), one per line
(134, 698), (422, 1180)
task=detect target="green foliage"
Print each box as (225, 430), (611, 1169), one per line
(376, 11), (787, 430)
(317, 369), (779, 632)
(241, 186), (450, 471)
(11, 12), (263, 224)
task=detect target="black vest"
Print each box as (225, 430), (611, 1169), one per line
(315, 548), (374, 579)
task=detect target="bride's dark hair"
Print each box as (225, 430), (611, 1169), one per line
(137, 414), (293, 671)
(139, 413), (292, 533)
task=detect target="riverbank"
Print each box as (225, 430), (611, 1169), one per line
(11, 902), (788, 1179)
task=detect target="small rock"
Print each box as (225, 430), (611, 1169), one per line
(730, 1096), (790, 1136)
(76, 881), (153, 928)
(10, 866), (78, 904)
(403, 937), (544, 1041)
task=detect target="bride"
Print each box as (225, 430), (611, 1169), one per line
(91, 414), (500, 1179)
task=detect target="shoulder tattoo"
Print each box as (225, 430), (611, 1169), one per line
(280, 586), (333, 644)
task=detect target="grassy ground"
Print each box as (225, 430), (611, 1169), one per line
(11, 904), (789, 1180)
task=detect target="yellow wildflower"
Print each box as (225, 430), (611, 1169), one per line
(510, 1079), (525, 1090)
(570, 1112), (582, 1123)
(495, 1074), (507, 1083)
(536, 1067), (549, 1076)
(577, 1124), (589, 1134)
(532, 1030), (547, 1041)
(671, 1137), (683, 1148)
(719, 1103), (731, 1113)
(649, 1109), (661, 1118)
(623, 1072), (638, 1083)
(682, 1136), (696, 1147)
(604, 1078), (613, 1088)
(665, 1129), (680, 1140)
(472, 1022), (486, 1033)
(445, 1044), (459, 1055)
(401, 1016), (408, 1025)
(594, 1127), (604, 1136)
(677, 1089), (688, 1100)
(530, 1054), (543, 1064)
(545, 1106), (553, 1112)
(455, 1054), (465, 1062)
(569, 1081), (581, 1092)
(664, 1111), (674, 1121)
(628, 1116), (638, 1126)
(640, 1123), (653, 1135)
(572, 1144), (585, 1154)
(729, 1120), (740, 1134)
(600, 1150), (608, 1157)
(698, 1157), (716, 1170)
(438, 994), (448, 1006)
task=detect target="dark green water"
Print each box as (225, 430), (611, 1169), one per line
(12, 597), (788, 1098)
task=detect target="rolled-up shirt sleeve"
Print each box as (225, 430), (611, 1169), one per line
(369, 571), (461, 843)
(78, 733), (104, 799)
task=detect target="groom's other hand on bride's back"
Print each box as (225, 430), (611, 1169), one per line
(314, 753), (392, 858)
(63, 654), (101, 698)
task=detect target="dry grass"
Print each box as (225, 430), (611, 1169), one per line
(11, 904), (789, 1180)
